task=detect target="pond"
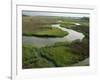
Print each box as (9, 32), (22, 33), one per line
(22, 24), (85, 47)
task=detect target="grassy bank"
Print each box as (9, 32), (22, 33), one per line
(23, 27), (69, 37)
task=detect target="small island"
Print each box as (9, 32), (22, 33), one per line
(23, 27), (69, 37)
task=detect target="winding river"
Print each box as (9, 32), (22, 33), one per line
(23, 24), (84, 47)
(23, 23), (89, 66)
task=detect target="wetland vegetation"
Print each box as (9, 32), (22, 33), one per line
(22, 11), (89, 69)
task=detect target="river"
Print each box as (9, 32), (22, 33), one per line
(22, 24), (84, 47)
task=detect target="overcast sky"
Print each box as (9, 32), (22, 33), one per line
(22, 11), (89, 17)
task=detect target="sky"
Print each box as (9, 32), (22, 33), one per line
(22, 11), (89, 18)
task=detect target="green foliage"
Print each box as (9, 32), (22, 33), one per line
(23, 27), (69, 37)
(40, 46), (82, 67)
(70, 38), (89, 58)
(22, 38), (89, 68)
(22, 45), (54, 69)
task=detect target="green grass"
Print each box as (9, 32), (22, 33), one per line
(22, 16), (59, 33)
(40, 46), (82, 67)
(23, 27), (69, 37)
(22, 45), (54, 69)
(22, 39), (88, 68)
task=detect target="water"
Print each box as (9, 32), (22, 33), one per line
(22, 24), (84, 47)
(74, 23), (81, 25)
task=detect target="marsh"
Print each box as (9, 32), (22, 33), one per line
(22, 11), (89, 69)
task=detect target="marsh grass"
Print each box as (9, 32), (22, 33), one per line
(22, 38), (89, 68)
(23, 27), (69, 37)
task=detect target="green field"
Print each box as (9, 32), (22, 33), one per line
(22, 16), (70, 37)
(23, 27), (68, 37)
(23, 38), (89, 68)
